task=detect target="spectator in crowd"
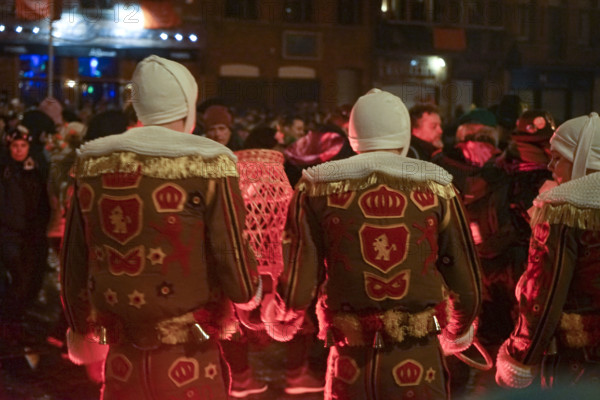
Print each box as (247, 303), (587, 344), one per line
(21, 109), (57, 180)
(61, 55), (260, 400)
(494, 94), (524, 151)
(407, 103), (443, 160)
(325, 104), (352, 136)
(277, 114), (305, 147)
(47, 122), (87, 241)
(496, 112), (600, 391)
(432, 108), (507, 393)
(203, 104), (244, 151)
(270, 89), (482, 400)
(0, 125), (50, 324)
(84, 109), (129, 143)
(283, 123), (355, 186)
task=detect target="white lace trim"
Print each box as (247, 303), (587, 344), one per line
(302, 152), (452, 186)
(534, 171), (600, 209)
(78, 126), (237, 160)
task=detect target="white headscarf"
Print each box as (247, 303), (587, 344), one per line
(348, 89), (411, 155)
(550, 112), (600, 180)
(131, 55), (198, 134)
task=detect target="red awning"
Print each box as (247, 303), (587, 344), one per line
(15, 0), (62, 21)
(433, 28), (466, 51)
(141, 0), (182, 29)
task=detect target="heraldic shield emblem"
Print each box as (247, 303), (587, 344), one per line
(99, 194), (143, 245)
(359, 223), (409, 273)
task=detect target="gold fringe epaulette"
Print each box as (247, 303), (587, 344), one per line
(559, 313), (588, 348)
(296, 172), (456, 199)
(530, 202), (600, 230)
(75, 152), (238, 180)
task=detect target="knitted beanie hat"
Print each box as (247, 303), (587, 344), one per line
(131, 55), (198, 133)
(203, 105), (233, 129)
(550, 112), (600, 180)
(348, 88), (410, 155)
(458, 108), (497, 127)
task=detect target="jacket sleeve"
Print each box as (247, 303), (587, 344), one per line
(496, 222), (577, 387)
(437, 191), (483, 341)
(507, 223), (576, 362)
(206, 176), (259, 304)
(278, 190), (321, 311)
(60, 183), (92, 335)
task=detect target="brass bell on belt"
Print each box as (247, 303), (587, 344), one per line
(432, 315), (442, 334)
(98, 326), (109, 345)
(373, 331), (384, 349)
(191, 323), (210, 343)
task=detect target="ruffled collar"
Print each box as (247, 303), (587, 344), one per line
(302, 151), (452, 186)
(78, 126), (236, 161)
(534, 171), (600, 209)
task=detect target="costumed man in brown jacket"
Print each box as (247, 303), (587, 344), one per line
(496, 112), (600, 394)
(266, 89), (482, 399)
(61, 55), (260, 400)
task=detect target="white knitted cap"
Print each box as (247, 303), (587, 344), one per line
(348, 89), (411, 155)
(550, 112), (600, 180)
(131, 55), (198, 133)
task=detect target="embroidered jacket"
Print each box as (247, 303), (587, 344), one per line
(497, 171), (600, 388)
(61, 127), (259, 341)
(279, 151), (482, 345)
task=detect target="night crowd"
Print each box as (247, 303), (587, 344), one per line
(0, 55), (599, 400)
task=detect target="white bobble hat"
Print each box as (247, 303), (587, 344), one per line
(348, 88), (411, 155)
(550, 112), (600, 180)
(131, 55), (198, 134)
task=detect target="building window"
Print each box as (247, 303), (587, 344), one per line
(282, 31), (321, 60)
(548, 2), (568, 58)
(225, 0), (258, 19)
(19, 54), (61, 107)
(465, 0), (484, 25)
(383, 0), (442, 22)
(409, 0), (425, 21)
(338, 0), (362, 25)
(578, 10), (591, 46)
(283, 0), (313, 23)
(486, 0), (503, 26)
(515, 1), (533, 41)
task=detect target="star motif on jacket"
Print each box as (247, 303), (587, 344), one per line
(104, 288), (118, 306)
(147, 247), (166, 265)
(204, 362), (218, 380)
(425, 367), (436, 383)
(128, 290), (146, 309)
(156, 281), (174, 298)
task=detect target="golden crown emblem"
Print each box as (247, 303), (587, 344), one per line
(359, 185), (407, 218)
(152, 183), (187, 213)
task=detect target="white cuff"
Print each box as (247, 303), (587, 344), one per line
(438, 323), (475, 355)
(234, 275), (263, 311)
(495, 341), (536, 389)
